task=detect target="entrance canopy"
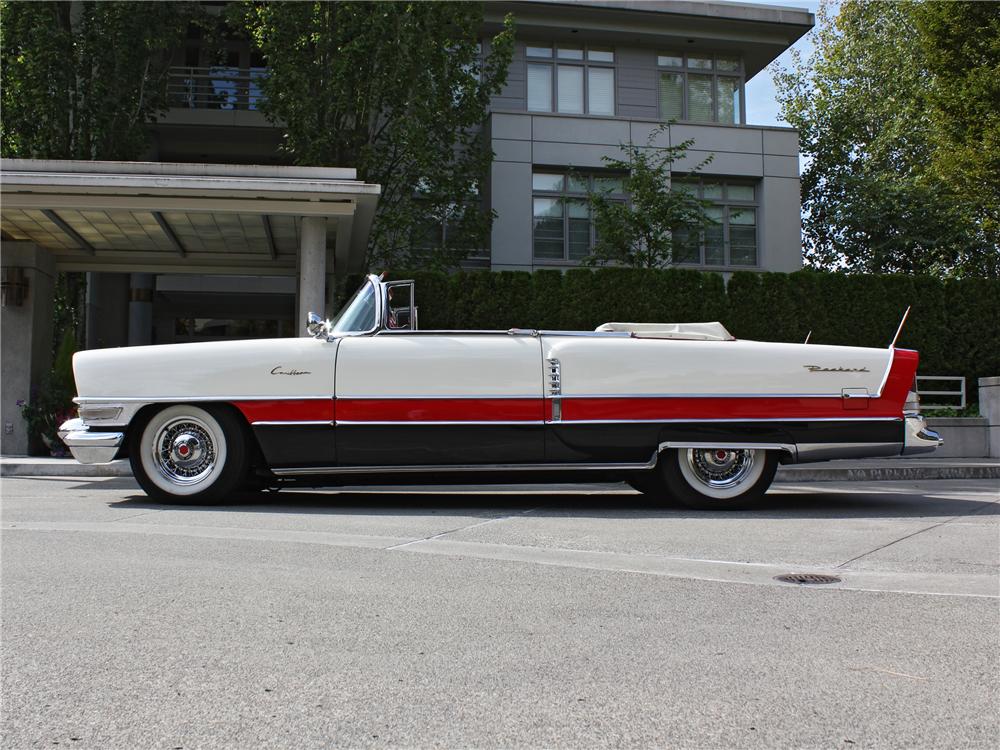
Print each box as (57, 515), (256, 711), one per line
(0, 159), (380, 276)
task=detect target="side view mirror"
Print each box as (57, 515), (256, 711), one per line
(306, 312), (329, 338)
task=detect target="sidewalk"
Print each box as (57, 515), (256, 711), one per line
(2, 456), (998, 482)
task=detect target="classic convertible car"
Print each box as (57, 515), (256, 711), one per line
(59, 274), (941, 509)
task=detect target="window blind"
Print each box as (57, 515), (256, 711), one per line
(527, 64), (552, 112)
(688, 74), (714, 122)
(588, 68), (614, 115)
(658, 72), (683, 120)
(557, 66), (584, 113)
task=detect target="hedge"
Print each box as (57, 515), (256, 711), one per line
(338, 268), (999, 401)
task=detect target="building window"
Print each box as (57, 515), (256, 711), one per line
(672, 180), (758, 267)
(526, 45), (615, 116)
(532, 171), (626, 261)
(656, 53), (743, 124)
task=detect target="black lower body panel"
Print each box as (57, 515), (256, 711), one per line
(251, 419), (904, 475)
(335, 424), (545, 466)
(252, 425), (335, 468)
(547, 420), (904, 463)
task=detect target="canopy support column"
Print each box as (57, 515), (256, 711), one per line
(128, 273), (154, 346)
(298, 216), (327, 336)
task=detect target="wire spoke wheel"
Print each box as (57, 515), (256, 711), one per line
(664, 447), (778, 509)
(684, 448), (758, 491)
(151, 417), (218, 486)
(131, 404), (249, 502)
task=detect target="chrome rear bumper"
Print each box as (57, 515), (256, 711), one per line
(901, 414), (943, 456)
(57, 417), (124, 464)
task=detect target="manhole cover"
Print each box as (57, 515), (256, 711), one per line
(774, 573), (842, 585)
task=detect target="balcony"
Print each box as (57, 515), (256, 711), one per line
(167, 66), (267, 111)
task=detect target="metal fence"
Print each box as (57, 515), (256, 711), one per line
(915, 375), (966, 410)
(167, 66), (266, 111)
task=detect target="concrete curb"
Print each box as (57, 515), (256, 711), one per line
(3, 458), (999, 482)
(0, 459), (132, 478)
(774, 465), (1000, 482)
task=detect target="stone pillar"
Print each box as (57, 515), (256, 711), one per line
(297, 216), (327, 336)
(979, 377), (1000, 458)
(324, 242), (338, 320)
(128, 273), (154, 346)
(1, 242), (56, 456)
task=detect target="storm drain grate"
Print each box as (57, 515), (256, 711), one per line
(774, 573), (842, 585)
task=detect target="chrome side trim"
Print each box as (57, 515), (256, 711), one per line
(252, 420), (333, 427)
(660, 441), (796, 458)
(334, 420), (545, 426)
(554, 417), (904, 424)
(75, 392), (898, 403)
(557, 392), (860, 399)
(538, 330), (633, 338)
(334, 394), (540, 400)
(272, 454), (659, 477)
(75, 396), (333, 403)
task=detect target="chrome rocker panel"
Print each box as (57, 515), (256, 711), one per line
(57, 417), (124, 464)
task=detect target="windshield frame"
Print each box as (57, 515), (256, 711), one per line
(328, 275), (382, 337)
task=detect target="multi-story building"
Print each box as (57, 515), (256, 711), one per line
(0, 0), (813, 455)
(151, 0), (813, 276)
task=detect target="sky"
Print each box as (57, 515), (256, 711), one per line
(743, 0), (823, 127)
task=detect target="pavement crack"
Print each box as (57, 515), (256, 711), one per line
(384, 505), (545, 551)
(111, 509), (166, 523)
(836, 497), (1000, 569)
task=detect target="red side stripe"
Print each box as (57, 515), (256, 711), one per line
(233, 399), (334, 423)
(560, 396), (877, 421)
(336, 398), (543, 422)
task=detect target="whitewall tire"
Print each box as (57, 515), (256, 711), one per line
(662, 448), (777, 510)
(129, 405), (250, 502)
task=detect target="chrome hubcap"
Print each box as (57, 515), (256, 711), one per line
(685, 448), (757, 490)
(152, 419), (216, 485)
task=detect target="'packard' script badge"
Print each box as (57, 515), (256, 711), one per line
(804, 365), (870, 373)
(270, 366), (311, 376)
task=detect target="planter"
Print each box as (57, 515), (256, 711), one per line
(40, 433), (70, 458)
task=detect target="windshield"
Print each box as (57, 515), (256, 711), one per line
(329, 279), (377, 335)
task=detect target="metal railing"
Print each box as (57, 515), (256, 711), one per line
(167, 66), (267, 111)
(916, 375), (966, 410)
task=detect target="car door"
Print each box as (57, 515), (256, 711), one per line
(334, 333), (545, 466)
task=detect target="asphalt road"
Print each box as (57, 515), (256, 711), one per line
(2, 476), (998, 749)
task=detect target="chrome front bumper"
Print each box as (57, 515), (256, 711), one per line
(901, 414), (943, 456)
(57, 418), (124, 464)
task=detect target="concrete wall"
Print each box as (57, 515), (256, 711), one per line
(979, 377), (1000, 458)
(1, 242), (56, 456)
(489, 112), (802, 273)
(924, 418), (990, 459)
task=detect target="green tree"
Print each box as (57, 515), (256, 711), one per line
(773, 0), (997, 279)
(235, 1), (515, 269)
(912, 2), (1000, 258)
(583, 125), (714, 268)
(0, 1), (199, 160)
